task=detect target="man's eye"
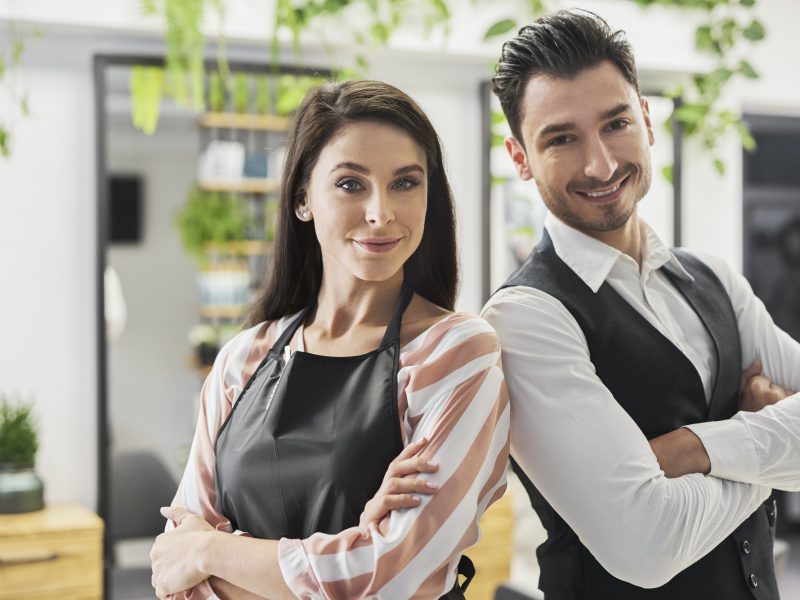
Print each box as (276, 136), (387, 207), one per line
(393, 177), (420, 191)
(608, 119), (630, 131)
(336, 179), (363, 192)
(548, 135), (572, 147)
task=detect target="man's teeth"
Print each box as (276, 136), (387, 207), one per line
(585, 183), (620, 198)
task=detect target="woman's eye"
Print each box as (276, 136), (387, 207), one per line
(336, 178), (363, 192)
(393, 177), (420, 191)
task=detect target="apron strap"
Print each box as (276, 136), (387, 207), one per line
(439, 555), (476, 599)
(268, 308), (309, 357)
(273, 279), (414, 355)
(379, 279), (415, 348)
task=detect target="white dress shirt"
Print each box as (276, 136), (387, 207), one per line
(482, 212), (800, 589)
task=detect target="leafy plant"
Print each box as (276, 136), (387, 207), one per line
(232, 72), (250, 113)
(208, 70), (226, 112)
(276, 74), (325, 116)
(255, 75), (271, 115)
(0, 396), (38, 468)
(640, 0), (762, 174)
(130, 66), (165, 135)
(175, 186), (250, 265)
(0, 20), (38, 158)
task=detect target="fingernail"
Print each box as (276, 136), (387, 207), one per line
(426, 460), (439, 468)
(426, 481), (439, 489)
(412, 495), (421, 502)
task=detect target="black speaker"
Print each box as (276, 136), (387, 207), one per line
(109, 175), (142, 243)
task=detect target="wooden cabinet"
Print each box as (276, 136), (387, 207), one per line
(0, 503), (103, 599)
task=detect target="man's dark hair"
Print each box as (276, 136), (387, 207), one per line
(492, 9), (639, 144)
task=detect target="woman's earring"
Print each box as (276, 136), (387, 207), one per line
(297, 208), (311, 221)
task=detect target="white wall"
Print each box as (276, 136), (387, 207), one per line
(2, 0), (800, 508)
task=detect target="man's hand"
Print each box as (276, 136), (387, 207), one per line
(739, 359), (794, 412)
(150, 506), (216, 599)
(649, 428), (711, 478)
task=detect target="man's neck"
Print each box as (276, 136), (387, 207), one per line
(579, 212), (642, 266)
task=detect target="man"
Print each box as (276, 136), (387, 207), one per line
(481, 9), (800, 600)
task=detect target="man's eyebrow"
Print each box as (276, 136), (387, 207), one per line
(536, 103), (633, 142)
(538, 121), (576, 140)
(600, 103), (632, 120)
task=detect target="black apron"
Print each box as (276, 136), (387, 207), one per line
(215, 282), (473, 597)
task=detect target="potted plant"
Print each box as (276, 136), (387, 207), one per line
(0, 395), (44, 513)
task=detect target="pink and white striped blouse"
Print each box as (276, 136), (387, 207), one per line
(169, 310), (510, 599)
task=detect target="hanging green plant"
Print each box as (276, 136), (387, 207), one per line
(130, 66), (165, 135)
(208, 70), (226, 112)
(232, 72), (250, 113)
(0, 20), (38, 159)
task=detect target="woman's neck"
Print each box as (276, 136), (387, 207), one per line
(307, 271), (404, 343)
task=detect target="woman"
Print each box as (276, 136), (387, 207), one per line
(150, 80), (510, 600)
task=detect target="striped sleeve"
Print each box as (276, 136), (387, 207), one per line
(277, 313), (511, 599)
(166, 319), (284, 600)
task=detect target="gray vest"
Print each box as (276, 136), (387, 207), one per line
(501, 230), (778, 600)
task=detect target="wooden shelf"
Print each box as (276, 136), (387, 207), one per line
(204, 239), (274, 256)
(199, 305), (249, 320)
(199, 112), (290, 132)
(198, 178), (279, 194)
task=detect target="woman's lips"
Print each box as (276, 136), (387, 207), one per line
(354, 238), (402, 253)
(574, 175), (629, 204)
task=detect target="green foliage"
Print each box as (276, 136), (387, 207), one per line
(130, 66), (164, 135)
(484, 18), (517, 40)
(232, 72), (250, 113)
(276, 74), (326, 116)
(208, 70), (226, 111)
(255, 75), (271, 115)
(0, 397), (38, 467)
(272, 0), (454, 70)
(175, 187), (250, 266)
(0, 21), (38, 159)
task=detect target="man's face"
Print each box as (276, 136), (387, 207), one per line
(506, 61), (655, 237)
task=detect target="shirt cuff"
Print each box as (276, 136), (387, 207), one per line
(683, 419), (760, 483)
(277, 538), (322, 599)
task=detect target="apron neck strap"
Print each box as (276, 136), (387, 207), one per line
(270, 279), (415, 355)
(380, 278), (414, 348)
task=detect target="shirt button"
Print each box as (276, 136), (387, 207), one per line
(750, 573), (759, 588)
(742, 540), (751, 554)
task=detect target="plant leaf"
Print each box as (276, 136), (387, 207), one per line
(484, 19), (517, 41)
(713, 158), (725, 175)
(743, 19), (765, 41)
(661, 164), (673, 184)
(738, 59), (759, 79)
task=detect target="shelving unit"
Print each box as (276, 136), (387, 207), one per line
(197, 178), (280, 194)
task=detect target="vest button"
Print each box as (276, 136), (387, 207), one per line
(750, 573), (759, 588)
(742, 540), (751, 554)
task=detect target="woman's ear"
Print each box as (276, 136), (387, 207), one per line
(295, 193), (313, 222)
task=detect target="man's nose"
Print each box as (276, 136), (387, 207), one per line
(582, 136), (618, 183)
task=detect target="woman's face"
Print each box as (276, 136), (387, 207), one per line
(299, 120), (428, 285)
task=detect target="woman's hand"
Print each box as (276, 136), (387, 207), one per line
(150, 506), (216, 599)
(358, 436), (440, 531)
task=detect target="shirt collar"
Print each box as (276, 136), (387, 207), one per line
(544, 212), (694, 293)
